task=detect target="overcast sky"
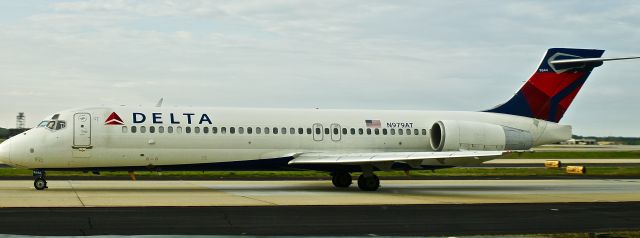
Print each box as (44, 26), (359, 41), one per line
(1, 1), (639, 136)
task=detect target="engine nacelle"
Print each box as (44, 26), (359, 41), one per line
(429, 120), (533, 151)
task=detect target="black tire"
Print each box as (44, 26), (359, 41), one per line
(331, 172), (352, 188)
(34, 177), (47, 190)
(357, 174), (380, 191)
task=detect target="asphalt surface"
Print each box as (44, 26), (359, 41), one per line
(0, 202), (638, 236)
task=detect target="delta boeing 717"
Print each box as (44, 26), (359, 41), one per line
(0, 48), (638, 191)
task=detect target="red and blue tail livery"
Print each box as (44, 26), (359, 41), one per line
(486, 48), (606, 122)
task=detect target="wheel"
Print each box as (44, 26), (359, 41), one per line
(357, 174), (380, 191)
(34, 177), (48, 190)
(331, 172), (352, 188)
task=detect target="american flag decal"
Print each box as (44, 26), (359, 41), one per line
(365, 119), (381, 128)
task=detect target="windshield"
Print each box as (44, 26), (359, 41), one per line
(37, 121), (49, 128)
(37, 115), (67, 131)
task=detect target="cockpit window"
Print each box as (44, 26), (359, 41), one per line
(39, 119), (67, 131)
(55, 121), (66, 130)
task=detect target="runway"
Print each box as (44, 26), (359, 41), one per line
(0, 179), (639, 236)
(1, 203), (639, 236)
(0, 179), (639, 207)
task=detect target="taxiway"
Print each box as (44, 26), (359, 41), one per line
(0, 179), (638, 207)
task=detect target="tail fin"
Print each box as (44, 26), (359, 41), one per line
(486, 48), (605, 122)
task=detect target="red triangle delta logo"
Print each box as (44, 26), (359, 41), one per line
(105, 112), (124, 125)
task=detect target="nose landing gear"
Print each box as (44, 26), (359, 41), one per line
(33, 169), (48, 190)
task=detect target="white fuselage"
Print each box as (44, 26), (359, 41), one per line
(0, 106), (571, 170)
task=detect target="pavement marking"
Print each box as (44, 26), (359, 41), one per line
(68, 180), (86, 207)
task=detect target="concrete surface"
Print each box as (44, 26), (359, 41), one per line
(2, 203), (640, 236)
(0, 179), (638, 207)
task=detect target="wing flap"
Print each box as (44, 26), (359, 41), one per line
(288, 151), (503, 165)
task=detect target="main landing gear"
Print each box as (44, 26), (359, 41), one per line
(331, 172), (352, 188)
(330, 170), (381, 191)
(357, 173), (380, 191)
(33, 169), (48, 190)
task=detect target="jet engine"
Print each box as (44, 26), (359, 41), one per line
(429, 120), (533, 151)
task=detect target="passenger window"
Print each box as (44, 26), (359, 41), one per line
(264, 127), (270, 134)
(422, 129), (427, 135)
(281, 127), (286, 134)
(239, 127), (244, 134)
(131, 126), (137, 133)
(366, 128), (371, 135)
(230, 127), (235, 134)
(414, 129), (419, 135)
(185, 126), (191, 134)
(212, 127), (218, 134)
(324, 128), (329, 135)
(290, 128), (295, 135)
(221, 127), (227, 134)
(342, 128), (347, 135)
(150, 126), (155, 133)
(374, 128), (379, 135)
(203, 127), (209, 134)
(256, 127), (262, 134)
(358, 128), (364, 135)
(391, 129), (396, 135)
(140, 126), (147, 133)
(247, 127), (253, 134)
(298, 128), (304, 134)
(350, 128), (355, 135)
(273, 127), (278, 134)
(383, 128), (388, 135)
(406, 129), (411, 135)
(398, 129), (403, 135)
(122, 126), (128, 133)
(307, 128), (312, 134)
(176, 126), (182, 133)
(159, 126), (165, 133)
(195, 127), (200, 134)
(315, 128), (321, 134)
(333, 128), (339, 135)
(168, 126), (173, 133)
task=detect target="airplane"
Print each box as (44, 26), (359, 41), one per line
(0, 48), (638, 191)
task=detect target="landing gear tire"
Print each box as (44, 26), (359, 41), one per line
(34, 177), (48, 190)
(357, 174), (380, 191)
(331, 172), (352, 188)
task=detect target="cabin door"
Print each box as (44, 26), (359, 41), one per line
(330, 123), (342, 141)
(312, 123), (323, 141)
(73, 113), (92, 148)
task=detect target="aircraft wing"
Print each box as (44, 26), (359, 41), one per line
(287, 151), (503, 167)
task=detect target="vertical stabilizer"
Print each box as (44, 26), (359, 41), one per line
(486, 48), (605, 122)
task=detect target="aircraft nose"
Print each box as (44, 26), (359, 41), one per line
(0, 140), (10, 163)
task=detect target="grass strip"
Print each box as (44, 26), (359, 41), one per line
(502, 151), (640, 159)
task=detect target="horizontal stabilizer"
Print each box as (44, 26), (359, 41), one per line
(551, 56), (640, 64)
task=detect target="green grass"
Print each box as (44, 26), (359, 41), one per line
(526, 231), (640, 238)
(502, 151), (640, 159)
(0, 167), (638, 178)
